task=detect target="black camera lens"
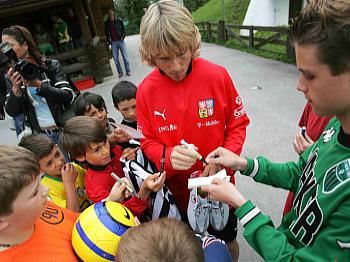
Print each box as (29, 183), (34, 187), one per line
(13, 60), (39, 81)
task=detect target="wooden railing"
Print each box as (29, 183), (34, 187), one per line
(196, 21), (294, 59)
(49, 41), (113, 84)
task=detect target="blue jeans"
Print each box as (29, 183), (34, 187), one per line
(111, 40), (130, 75)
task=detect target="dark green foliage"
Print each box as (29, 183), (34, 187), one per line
(184, 0), (210, 12)
(117, 0), (149, 35)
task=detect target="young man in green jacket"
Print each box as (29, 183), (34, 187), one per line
(202, 0), (350, 261)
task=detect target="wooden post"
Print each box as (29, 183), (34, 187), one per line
(249, 26), (254, 48)
(207, 21), (212, 41)
(85, 0), (99, 37)
(73, 0), (92, 42)
(217, 20), (226, 42)
(286, 33), (295, 61)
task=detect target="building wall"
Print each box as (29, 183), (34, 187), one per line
(241, 0), (289, 35)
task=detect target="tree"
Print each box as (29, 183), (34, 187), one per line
(122, 0), (149, 34)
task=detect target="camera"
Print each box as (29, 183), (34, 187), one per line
(0, 42), (39, 81)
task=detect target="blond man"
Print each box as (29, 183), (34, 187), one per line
(137, 1), (250, 260)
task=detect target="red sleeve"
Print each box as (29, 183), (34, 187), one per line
(85, 171), (115, 203)
(298, 103), (310, 128)
(222, 70), (250, 156)
(121, 196), (148, 217)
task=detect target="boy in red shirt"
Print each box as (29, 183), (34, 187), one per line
(60, 116), (165, 217)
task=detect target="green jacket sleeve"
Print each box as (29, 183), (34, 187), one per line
(235, 200), (350, 262)
(241, 150), (310, 193)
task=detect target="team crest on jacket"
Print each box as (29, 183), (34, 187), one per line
(322, 126), (335, 143)
(323, 158), (350, 193)
(198, 98), (214, 118)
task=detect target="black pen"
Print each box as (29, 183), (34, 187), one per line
(180, 139), (208, 165)
(159, 144), (166, 177)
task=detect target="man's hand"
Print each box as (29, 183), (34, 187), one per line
(205, 147), (248, 171)
(293, 132), (314, 155)
(170, 145), (197, 170)
(201, 178), (247, 209)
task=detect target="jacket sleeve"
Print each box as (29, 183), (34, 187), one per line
(4, 77), (26, 117)
(36, 59), (75, 104)
(235, 200), (350, 261)
(222, 70), (250, 156)
(104, 21), (111, 44)
(241, 152), (308, 192)
(121, 196), (148, 217)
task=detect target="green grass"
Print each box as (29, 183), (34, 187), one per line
(224, 39), (294, 64)
(193, 0), (294, 63)
(193, 0), (250, 24)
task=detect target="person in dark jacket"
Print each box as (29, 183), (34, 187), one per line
(104, 7), (131, 78)
(2, 25), (76, 143)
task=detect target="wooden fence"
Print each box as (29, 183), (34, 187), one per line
(196, 21), (294, 59)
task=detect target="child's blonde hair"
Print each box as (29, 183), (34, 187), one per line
(117, 218), (204, 262)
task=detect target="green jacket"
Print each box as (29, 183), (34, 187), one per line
(236, 118), (350, 261)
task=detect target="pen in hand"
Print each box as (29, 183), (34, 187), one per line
(180, 139), (208, 165)
(111, 172), (141, 199)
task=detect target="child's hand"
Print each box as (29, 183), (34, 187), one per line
(107, 180), (128, 202)
(138, 172), (166, 200)
(61, 163), (78, 184)
(120, 177), (132, 199)
(121, 147), (138, 161)
(113, 128), (132, 143)
(293, 131), (314, 155)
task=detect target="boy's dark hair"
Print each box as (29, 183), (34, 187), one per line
(111, 81), (137, 108)
(73, 92), (107, 116)
(60, 116), (107, 159)
(289, 0), (350, 76)
(117, 218), (204, 262)
(18, 134), (54, 160)
(0, 146), (39, 216)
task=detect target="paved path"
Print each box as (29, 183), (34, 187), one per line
(0, 35), (305, 261)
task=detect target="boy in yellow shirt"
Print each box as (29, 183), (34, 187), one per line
(19, 134), (90, 212)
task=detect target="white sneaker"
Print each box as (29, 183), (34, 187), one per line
(187, 187), (210, 234)
(209, 200), (229, 231)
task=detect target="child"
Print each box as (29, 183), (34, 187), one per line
(0, 145), (78, 260)
(60, 116), (166, 217)
(73, 92), (136, 160)
(111, 80), (137, 130)
(202, 1), (350, 260)
(19, 134), (89, 212)
(117, 218), (232, 262)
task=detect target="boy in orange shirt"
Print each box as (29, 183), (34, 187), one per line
(0, 145), (79, 261)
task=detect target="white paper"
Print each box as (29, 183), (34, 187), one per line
(188, 169), (230, 189)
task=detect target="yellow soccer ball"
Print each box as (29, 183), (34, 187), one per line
(72, 201), (135, 261)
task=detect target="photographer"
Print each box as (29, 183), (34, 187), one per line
(1, 25), (76, 142)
